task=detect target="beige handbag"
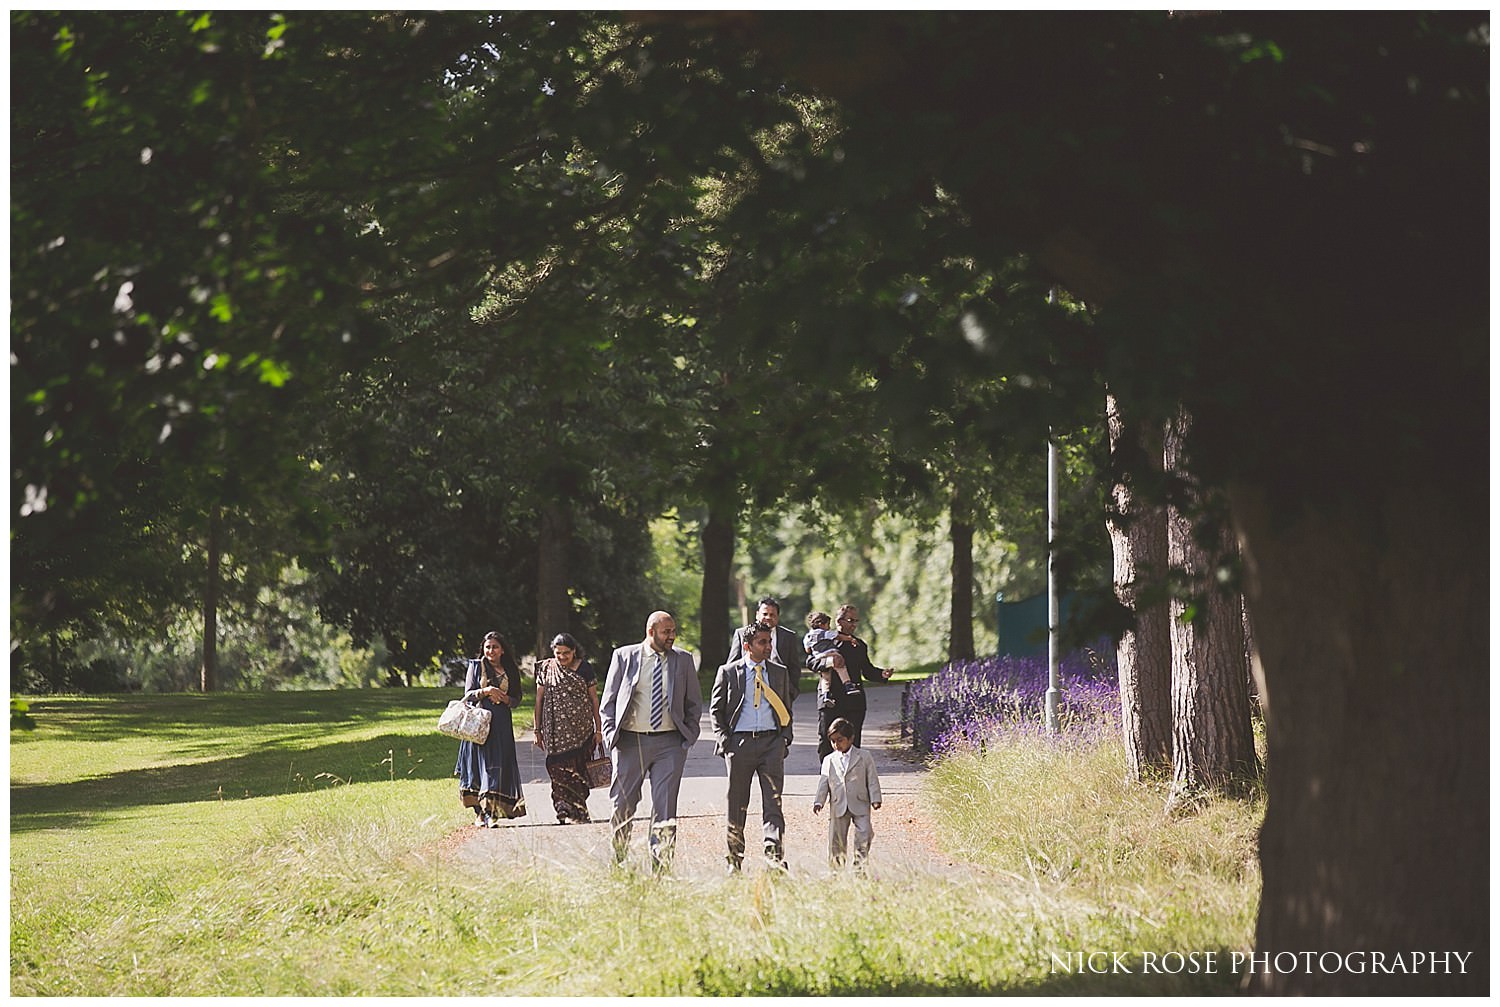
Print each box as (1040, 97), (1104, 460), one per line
(438, 699), (491, 743)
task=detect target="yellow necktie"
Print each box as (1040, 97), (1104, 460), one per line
(753, 664), (790, 726)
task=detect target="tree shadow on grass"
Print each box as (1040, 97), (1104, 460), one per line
(993, 964), (1243, 996)
(10, 730), (461, 832)
(697, 962), (1242, 996)
(10, 688), (473, 744)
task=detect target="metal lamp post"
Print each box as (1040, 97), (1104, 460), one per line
(1045, 430), (1060, 734)
(1043, 284), (1062, 735)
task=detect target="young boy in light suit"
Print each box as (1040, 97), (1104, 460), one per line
(812, 717), (882, 869)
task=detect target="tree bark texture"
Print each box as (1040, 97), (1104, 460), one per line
(1106, 393), (1173, 780)
(1233, 482), (1487, 993)
(535, 501), (572, 659)
(1165, 411), (1257, 795)
(200, 507), (219, 693)
(948, 504), (975, 663)
(698, 505), (735, 673)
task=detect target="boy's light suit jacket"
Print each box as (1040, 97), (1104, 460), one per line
(815, 745), (881, 815)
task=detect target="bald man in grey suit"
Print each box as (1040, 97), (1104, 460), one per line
(600, 610), (703, 871)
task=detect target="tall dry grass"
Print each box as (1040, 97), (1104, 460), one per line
(928, 730), (1263, 958)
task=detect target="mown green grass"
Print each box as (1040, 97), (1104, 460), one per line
(888, 658), (942, 683)
(12, 687), (1259, 995)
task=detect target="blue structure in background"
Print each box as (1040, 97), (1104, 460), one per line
(995, 591), (1077, 658)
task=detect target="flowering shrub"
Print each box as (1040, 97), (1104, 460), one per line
(901, 643), (1120, 757)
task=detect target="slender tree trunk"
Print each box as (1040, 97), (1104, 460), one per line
(1106, 393), (1172, 779)
(734, 574), (749, 630)
(535, 500), (572, 659)
(1164, 410), (1256, 801)
(948, 501), (975, 663)
(1240, 584), (1260, 715)
(698, 504), (735, 670)
(1234, 481), (1486, 993)
(200, 506), (220, 692)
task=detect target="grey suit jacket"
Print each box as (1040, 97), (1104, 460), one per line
(815, 746), (882, 816)
(726, 624), (804, 701)
(709, 656), (793, 755)
(600, 642), (702, 752)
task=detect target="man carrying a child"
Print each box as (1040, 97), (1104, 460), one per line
(809, 604), (893, 760)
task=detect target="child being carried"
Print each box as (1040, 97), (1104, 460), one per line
(804, 610), (859, 709)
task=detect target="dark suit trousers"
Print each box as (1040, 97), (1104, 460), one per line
(723, 731), (786, 860)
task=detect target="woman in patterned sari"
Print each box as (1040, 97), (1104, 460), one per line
(455, 631), (527, 826)
(532, 632), (602, 825)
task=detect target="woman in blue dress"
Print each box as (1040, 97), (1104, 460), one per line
(455, 631), (527, 826)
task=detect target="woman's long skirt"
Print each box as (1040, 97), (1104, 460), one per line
(455, 701), (526, 822)
(544, 744), (592, 823)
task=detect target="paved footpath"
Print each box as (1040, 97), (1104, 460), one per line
(451, 675), (954, 880)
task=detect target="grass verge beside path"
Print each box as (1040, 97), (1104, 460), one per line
(12, 687), (1257, 995)
(11, 688), (490, 814)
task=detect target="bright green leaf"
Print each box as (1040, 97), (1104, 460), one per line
(257, 358), (292, 388)
(1240, 40), (1285, 64)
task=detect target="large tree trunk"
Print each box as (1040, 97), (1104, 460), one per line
(948, 501), (975, 663)
(1106, 392), (1172, 779)
(200, 506), (219, 693)
(698, 504), (735, 671)
(1234, 482), (1486, 994)
(1165, 410), (1257, 800)
(535, 500), (572, 659)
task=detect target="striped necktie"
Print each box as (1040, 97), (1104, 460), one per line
(753, 664), (790, 726)
(649, 653), (666, 730)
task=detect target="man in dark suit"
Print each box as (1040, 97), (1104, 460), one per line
(711, 620), (794, 872)
(600, 610), (703, 871)
(819, 603), (894, 759)
(726, 596), (804, 703)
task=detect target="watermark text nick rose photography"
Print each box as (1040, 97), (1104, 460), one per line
(1049, 950), (1475, 978)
